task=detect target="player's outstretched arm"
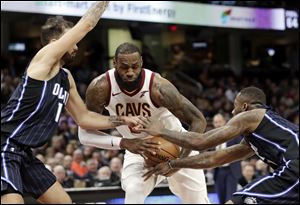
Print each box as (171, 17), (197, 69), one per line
(28, 1), (110, 78)
(143, 140), (255, 180)
(139, 109), (261, 151)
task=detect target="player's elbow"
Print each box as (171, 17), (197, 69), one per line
(76, 114), (90, 130)
(198, 114), (207, 131)
(191, 113), (207, 133)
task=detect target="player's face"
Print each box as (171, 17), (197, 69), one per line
(232, 94), (249, 116)
(114, 52), (143, 83)
(61, 29), (78, 64)
(62, 45), (78, 64)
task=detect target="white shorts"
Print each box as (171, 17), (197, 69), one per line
(121, 150), (210, 204)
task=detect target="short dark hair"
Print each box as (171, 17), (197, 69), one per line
(41, 16), (74, 46)
(239, 86), (266, 104)
(115, 43), (141, 59)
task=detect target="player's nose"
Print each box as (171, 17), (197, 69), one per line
(126, 70), (134, 78)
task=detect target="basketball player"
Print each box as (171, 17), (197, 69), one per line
(142, 87), (299, 204)
(78, 42), (210, 203)
(1, 2), (146, 204)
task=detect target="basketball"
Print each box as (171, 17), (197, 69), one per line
(143, 135), (181, 167)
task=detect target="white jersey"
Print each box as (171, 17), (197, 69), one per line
(105, 68), (182, 139)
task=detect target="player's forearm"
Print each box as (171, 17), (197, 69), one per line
(180, 115), (207, 157)
(169, 151), (217, 169)
(161, 126), (236, 151)
(159, 129), (205, 151)
(78, 111), (126, 130)
(189, 113), (207, 133)
(80, 1), (110, 31)
(170, 144), (254, 169)
(78, 127), (122, 150)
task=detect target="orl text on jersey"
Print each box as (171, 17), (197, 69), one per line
(52, 83), (69, 105)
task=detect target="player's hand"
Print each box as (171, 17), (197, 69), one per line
(143, 161), (177, 181)
(120, 138), (161, 160)
(135, 116), (165, 136)
(122, 116), (148, 128)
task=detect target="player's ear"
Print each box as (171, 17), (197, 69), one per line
(243, 103), (248, 111)
(113, 57), (117, 67)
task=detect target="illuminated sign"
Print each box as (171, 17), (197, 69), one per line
(285, 10), (299, 29)
(1, 1), (286, 30)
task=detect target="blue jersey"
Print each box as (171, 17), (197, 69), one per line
(244, 109), (299, 169)
(1, 69), (70, 147)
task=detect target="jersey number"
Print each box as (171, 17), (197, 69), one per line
(55, 102), (63, 122)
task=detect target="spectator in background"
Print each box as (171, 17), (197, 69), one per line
(71, 149), (88, 179)
(92, 151), (108, 168)
(255, 159), (270, 178)
(238, 164), (256, 188)
(45, 158), (59, 171)
(63, 155), (74, 177)
(83, 159), (99, 187)
(1, 73), (15, 109)
(54, 152), (65, 165)
(53, 165), (74, 188)
(95, 166), (114, 187)
(48, 135), (67, 155)
(65, 141), (77, 156)
(212, 113), (242, 204)
(109, 157), (123, 186)
(103, 150), (119, 162)
(83, 146), (96, 161)
(58, 119), (76, 141)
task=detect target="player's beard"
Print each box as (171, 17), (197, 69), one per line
(115, 70), (143, 92)
(61, 52), (76, 65)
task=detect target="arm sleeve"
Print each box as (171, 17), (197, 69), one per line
(78, 127), (122, 150)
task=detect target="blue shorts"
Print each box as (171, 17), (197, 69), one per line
(1, 137), (56, 198)
(232, 160), (299, 204)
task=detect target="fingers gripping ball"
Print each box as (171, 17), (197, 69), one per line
(144, 135), (180, 167)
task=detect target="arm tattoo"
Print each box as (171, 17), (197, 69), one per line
(82, 1), (110, 29)
(156, 81), (206, 132)
(153, 77), (207, 157)
(86, 75), (109, 114)
(109, 116), (125, 127)
(171, 152), (214, 169)
(159, 112), (254, 151)
(170, 143), (254, 169)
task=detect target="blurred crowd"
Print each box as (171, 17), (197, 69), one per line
(1, 44), (299, 191)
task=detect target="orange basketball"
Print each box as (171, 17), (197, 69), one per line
(143, 135), (180, 167)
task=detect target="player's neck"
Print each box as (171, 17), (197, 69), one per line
(115, 70), (143, 92)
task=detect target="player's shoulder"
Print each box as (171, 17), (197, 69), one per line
(87, 73), (109, 92)
(61, 68), (76, 82)
(151, 71), (172, 87)
(230, 109), (265, 132)
(233, 109), (265, 121)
